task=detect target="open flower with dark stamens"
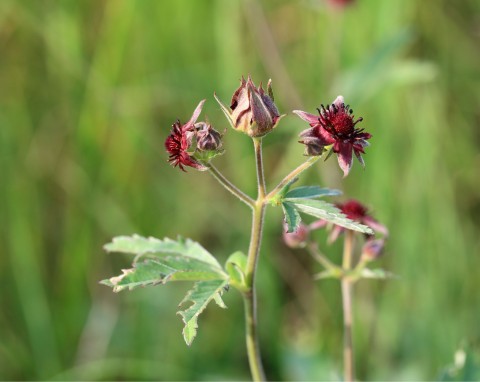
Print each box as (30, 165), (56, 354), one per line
(293, 96), (371, 177)
(165, 100), (208, 172)
(311, 199), (388, 243)
(215, 75), (284, 137)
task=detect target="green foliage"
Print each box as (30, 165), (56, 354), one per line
(284, 186), (341, 200)
(225, 251), (249, 292)
(282, 202), (302, 233)
(439, 346), (480, 381)
(178, 280), (228, 346)
(101, 235), (228, 345)
(285, 199), (373, 235)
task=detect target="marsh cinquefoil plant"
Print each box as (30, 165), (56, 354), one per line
(284, 199), (390, 381)
(101, 76), (386, 381)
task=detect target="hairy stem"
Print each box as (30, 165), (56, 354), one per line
(207, 164), (255, 208)
(243, 138), (267, 381)
(266, 156), (320, 200)
(342, 230), (355, 382)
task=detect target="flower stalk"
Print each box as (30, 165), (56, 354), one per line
(206, 164), (255, 208)
(341, 230), (355, 382)
(266, 156), (320, 200)
(243, 137), (267, 381)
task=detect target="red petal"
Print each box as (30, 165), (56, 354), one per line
(336, 142), (353, 177)
(184, 100), (206, 131)
(293, 110), (320, 126)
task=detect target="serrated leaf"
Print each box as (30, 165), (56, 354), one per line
(100, 257), (226, 292)
(285, 186), (341, 200)
(178, 279), (228, 345)
(100, 260), (176, 292)
(104, 235), (222, 269)
(288, 199), (374, 235)
(282, 202), (301, 233)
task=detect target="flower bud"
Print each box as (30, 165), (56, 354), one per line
(195, 122), (223, 151)
(215, 75), (284, 137)
(283, 222), (309, 249)
(361, 239), (385, 262)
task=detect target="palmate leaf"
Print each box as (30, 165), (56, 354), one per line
(284, 199), (374, 235)
(178, 279), (228, 346)
(100, 256), (227, 292)
(104, 234), (222, 269)
(101, 235), (229, 345)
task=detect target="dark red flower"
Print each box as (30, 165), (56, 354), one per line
(293, 96), (371, 177)
(165, 100), (207, 172)
(311, 199), (388, 243)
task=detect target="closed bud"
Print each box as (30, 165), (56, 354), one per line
(195, 122), (223, 151)
(215, 75), (284, 137)
(361, 239), (385, 262)
(283, 222), (310, 249)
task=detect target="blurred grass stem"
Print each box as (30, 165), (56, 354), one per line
(342, 230), (355, 382)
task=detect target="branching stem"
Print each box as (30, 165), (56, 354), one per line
(266, 156), (320, 200)
(207, 164), (255, 209)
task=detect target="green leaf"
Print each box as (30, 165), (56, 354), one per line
(225, 251), (248, 292)
(100, 259), (176, 292)
(288, 199), (374, 235)
(282, 202), (301, 233)
(193, 148), (225, 162)
(104, 235), (222, 269)
(268, 177), (299, 206)
(100, 256), (227, 292)
(178, 279), (228, 346)
(102, 235), (230, 345)
(285, 186), (341, 200)
(360, 268), (398, 280)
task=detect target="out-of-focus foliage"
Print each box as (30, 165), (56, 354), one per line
(0, 0), (479, 380)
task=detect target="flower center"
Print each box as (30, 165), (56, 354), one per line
(330, 112), (355, 136)
(340, 200), (368, 221)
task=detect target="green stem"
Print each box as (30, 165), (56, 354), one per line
(207, 164), (255, 209)
(243, 138), (267, 381)
(341, 230), (355, 382)
(266, 156), (320, 200)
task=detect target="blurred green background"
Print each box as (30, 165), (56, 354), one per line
(1, 0), (479, 380)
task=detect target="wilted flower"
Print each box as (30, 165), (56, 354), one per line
(293, 96), (371, 177)
(312, 199), (388, 243)
(195, 122), (223, 151)
(165, 100), (208, 172)
(215, 75), (284, 137)
(283, 221), (310, 248)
